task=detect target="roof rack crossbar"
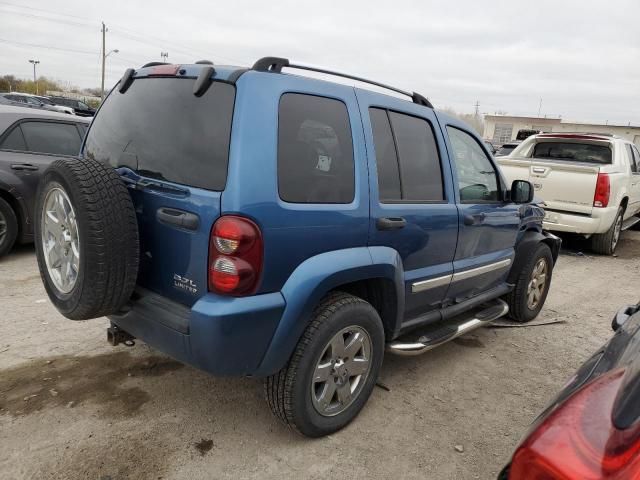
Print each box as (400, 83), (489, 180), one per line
(252, 56), (433, 108)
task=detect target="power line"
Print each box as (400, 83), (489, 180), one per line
(0, 8), (94, 29)
(0, 38), (97, 55)
(0, 1), (94, 22)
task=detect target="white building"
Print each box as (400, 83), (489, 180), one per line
(484, 115), (640, 148)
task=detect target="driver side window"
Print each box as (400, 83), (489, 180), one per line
(447, 126), (500, 203)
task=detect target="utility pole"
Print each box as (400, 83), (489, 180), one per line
(474, 100), (480, 116)
(161, 52), (169, 62)
(537, 98), (542, 117)
(101, 22), (106, 100)
(29, 59), (40, 94)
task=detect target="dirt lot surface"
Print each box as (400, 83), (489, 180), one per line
(2, 233), (640, 480)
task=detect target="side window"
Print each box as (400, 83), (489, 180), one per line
(625, 144), (638, 173)
(0, 126), (27, 151)
(369, 108), (444, 202)
(278, 93), (354, 204)
(447, 126), (500, 203)
(20, 121), (83, 156)
(369, 108), (401, 200)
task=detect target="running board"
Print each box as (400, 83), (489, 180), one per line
(622, 216), (640, 231)
(386, 299), (509, 356)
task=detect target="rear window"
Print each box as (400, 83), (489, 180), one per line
(20, 121), (83, 156)
(84, 78), (235, 191)
(532, 142), (612, 164)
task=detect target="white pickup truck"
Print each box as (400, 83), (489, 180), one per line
(497, 133), (640, 255)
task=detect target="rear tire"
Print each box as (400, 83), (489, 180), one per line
(264, 292), (384, 437)
(0, 197), (18, 258)
(505, 243), (553, 323)
(591, 207), (623, 255)
(34, 158), (139, 320)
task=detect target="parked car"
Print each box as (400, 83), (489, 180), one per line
(497, 133), (640, 255)
(496, 141), (521, 157)
(48, 96), (96, 117)
(515, 129), (541, 141)
(0, 105), (89, 256)
(500, 302), (640, 479)
(32, 95), (75, 115)
(33, 57), (560, 437)
(0, 93), (73, 115)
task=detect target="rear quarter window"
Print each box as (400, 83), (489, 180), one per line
(278, 93), (355, 204)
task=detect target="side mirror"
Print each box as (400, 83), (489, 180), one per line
(612, 304), (639, 331)
(511, 180), (534, 204)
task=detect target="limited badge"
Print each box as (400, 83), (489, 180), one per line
(173, 274), (198, 294)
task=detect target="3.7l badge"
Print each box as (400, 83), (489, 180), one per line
(173, 274), (198, 294)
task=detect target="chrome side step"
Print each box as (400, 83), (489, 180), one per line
(622, 216), (640, 231)
(386, 299), (509, 356)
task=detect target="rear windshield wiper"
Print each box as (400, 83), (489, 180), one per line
(116, 167), (190, 196)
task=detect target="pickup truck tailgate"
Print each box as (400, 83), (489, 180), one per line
(529, 160), (599, 215)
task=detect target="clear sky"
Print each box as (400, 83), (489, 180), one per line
(1, 0), (639, 124)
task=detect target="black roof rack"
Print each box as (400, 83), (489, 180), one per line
(252, 56), (433, 109)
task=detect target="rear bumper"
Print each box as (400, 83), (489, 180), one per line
(543, 207), (618, 235)
(109, 289), (286, 376)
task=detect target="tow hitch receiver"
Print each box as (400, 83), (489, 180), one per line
(107, 324), (136, 347)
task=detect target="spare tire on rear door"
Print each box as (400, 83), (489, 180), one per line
(35, 157), (139, 320)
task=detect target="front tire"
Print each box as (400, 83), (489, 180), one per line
(264, 292), (384, 437)
(506, 243), (553, 323)
(591, 207), (623, 255)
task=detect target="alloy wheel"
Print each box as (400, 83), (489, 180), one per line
(41, 187), (80, 294)
(311, 326), (373, 417)
(527, 258), (548, 310)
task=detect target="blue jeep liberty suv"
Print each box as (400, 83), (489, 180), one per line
(34, 57), (560, 437)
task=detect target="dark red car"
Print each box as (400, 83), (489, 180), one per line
(501, 303), (640, 479)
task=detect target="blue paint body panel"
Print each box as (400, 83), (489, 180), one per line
(86, 63), (550, 378)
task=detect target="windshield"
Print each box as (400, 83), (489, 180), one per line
(532, 142), (612, 164)
(83, 77), (235, 191)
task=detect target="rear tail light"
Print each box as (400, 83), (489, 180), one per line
(509, 369), (640, 479)
(594, 172), (610, 208)
(208, 216), (263, 295)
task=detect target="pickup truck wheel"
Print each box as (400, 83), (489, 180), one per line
(506, 243), (553, 323)
(264, 292), (384, 437)
(591, 208), (623, 255)
(34, 158), (139, 320)
(0, 197), (18, 258)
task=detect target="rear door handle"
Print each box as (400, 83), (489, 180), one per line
(156, 207), (200, 231)
(376, 217), (407, 231)
(463, 213), (486, 226)
(10, 163), (39, 171)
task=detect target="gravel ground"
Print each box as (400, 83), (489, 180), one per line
(1, 232), (640, 480)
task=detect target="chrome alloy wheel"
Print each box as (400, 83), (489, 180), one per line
(527, 258), (548, 310)
(41, 187), (80, 294)
(612, 214), (622, 251)
(311, 326), (373, 417)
